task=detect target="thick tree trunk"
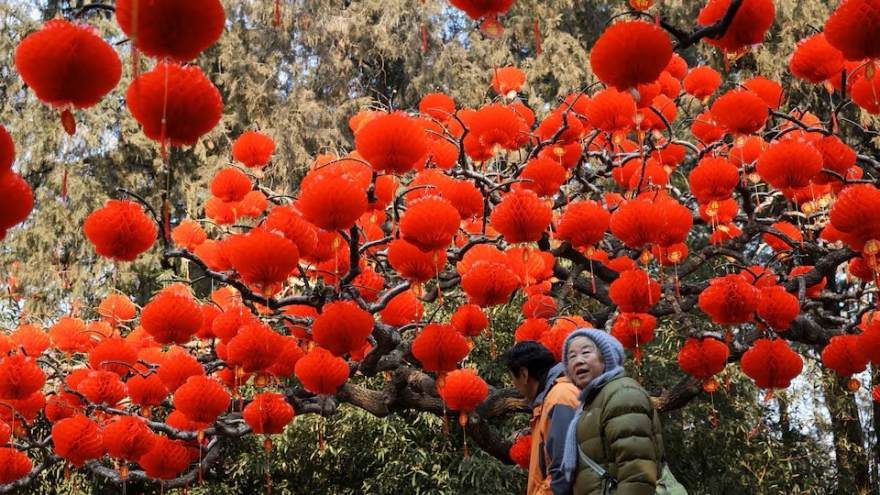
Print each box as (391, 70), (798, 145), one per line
(823, 371), (870, 495)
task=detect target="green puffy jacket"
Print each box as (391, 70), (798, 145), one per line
(572, 373), (665, 495)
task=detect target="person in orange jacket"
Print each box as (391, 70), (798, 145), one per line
(504, 341), (581, 495)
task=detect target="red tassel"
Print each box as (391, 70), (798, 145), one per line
(747, 422), (761, 439)
(420, 24), (428, 53)
(60, 109), (76, 136)
(61, 167), (68, 202)
(274, 0), (281, 28)
(163, 200), (171, 240)
(532, 19), (542, 54)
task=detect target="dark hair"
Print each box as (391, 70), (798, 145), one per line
(502, 341), (556, 380)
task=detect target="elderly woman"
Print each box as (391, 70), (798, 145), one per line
(555, 328), (665, 495)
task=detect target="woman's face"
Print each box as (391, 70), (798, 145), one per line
(566, 336), (605, 389)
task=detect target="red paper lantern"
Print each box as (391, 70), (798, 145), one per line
(824, 0), (880, 61)
(460, 261), (520, 307)
(438, 368), (488, 412)
(126, 62), (223, 146)
(0, 447), (31, 484)
(534, 113), (584, 148)
(170, 219), (207, 252)
(51, 415), (105, 468)
(311, 300), (375, 357)
(462, 104), (530, 161)
(610, 312), (657, 350)
(517, 157), (568, 198)
(212, 306), (257, 343)
(756, 285), (800, 331)
(0, 391), (45, 425)
(411, 323), (470, 373)
(419, 93), (456, 123)
(400, 196), (461, 252)
(698, 274), (760, 325)
(88, 338), (138, 377)
(98, 294), (137, 327)
(491, 66), (526, 96)
(763, 222), (803, 252)
(102, 415), (157, 461)
(137, 436), (192, 480)
(232, 131), (275, 169)
(457, 244), (507, 272)
(697, 0), (775, 56)
(515, 318), (551, 342)
(0, 355), (45, 400)
(522, 295), (557, 320)
(355, 112), (428, 175)
(742, 76), (784, 111)
(448, 0), (515, 20)
(77, 370), (127, 406)
(294, 347), (349, 395)
(173, 375), (230, 424)
(691, 110), (724, 145)
(609, 199), (666, 250)
(584, 89), (636, 134)
(49, 317), (90, 355)
(828, 184), (880, 252)
(378, 290), (424, 328)
(9, 324), (50, 356)
(125, 373), (169, 410)
(709, 89), (769, 136)
(210, 168), (252, 203)
(509, 434), (531, 470)
(555, 200), (610, 249)
(608, 269), (661, 313)
(225, 321), (285, 372)
(850, 75), (880, 114)
(859, 318), (880, 365)
(677, 337), (729, 379)
(813, 136), (857, 186)
(242, 392), (294, 435)
(83, 200), (157, 262)
(298, 173), (368, 231)
(267, 337), (305, 379)
(755, 140), (823, 190)
(740, 338), (803, 390)
(821, 335), (868, 377)
(0, 421), (11, 447)
(683, 66), (721, 102)
(590, 21), (672, 91)
(14, 20), (121, 112)
(115, 0), (225, 62)
(789, 34), (846, 84)
(387, 239), (447, 283)
(450, 305), (488, 338)
(225, 228), (299, 296)
(140, 293), (203, 345)
(0, 170), (32, 240)
(654, 197), (693, 248)
(265, 206), (318, 259)
(352, 266), (385, 303)
(427, 138), (463, 171)
(157, 348), (205, 393)
(489, 190), (553, 244)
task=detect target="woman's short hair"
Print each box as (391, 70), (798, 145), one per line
(502, 340), (556, 380)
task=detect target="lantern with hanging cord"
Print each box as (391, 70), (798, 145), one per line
(437, 368), (488, 457)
